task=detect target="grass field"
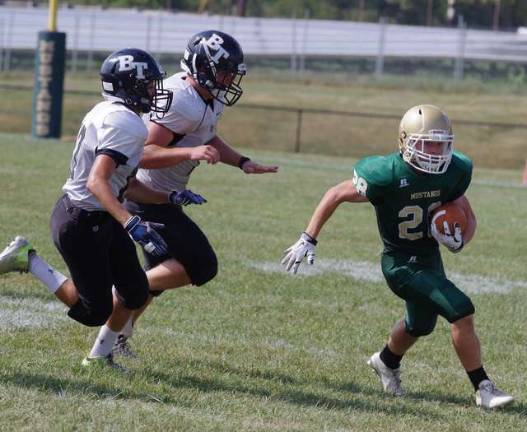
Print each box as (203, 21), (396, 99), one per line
(1, 71), (527, 169)
(0, 132), (526, 431)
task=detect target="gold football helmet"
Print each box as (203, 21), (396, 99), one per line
(398, 104), (454, 174)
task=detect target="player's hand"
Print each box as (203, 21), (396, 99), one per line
(431, 218), (464, 253)
(189, 145), (220, 164)
(281, 232), (317, 274)
(241, 160), (279, 174)
(124, 215), (168, 256)
(169, 189), (207, 206)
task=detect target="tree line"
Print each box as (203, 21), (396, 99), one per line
(56, 1), (527, 30)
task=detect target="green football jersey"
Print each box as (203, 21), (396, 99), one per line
(353, 151), (472, 255)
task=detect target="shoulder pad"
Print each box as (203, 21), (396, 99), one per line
(450, 151), (473, 173)
(163, 72), (187, 89)
(104, 109), (148, 139)
(168, 86), (207, 124)
(354, 155), (395, 187)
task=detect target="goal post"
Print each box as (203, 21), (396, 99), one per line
(31, 0), (66, 139)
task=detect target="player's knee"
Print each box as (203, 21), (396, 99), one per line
(447, 298), (475, 324)
(405, 320), (436, 337)
(121, 286), (149, 310)
(451, 313), (475, 332)
(90, 305), (113, 326)
(199, 255), (218, 285)
(415, 325), (435, 336)
(191, 252), (218, 286)
(68, 300), (113, 327)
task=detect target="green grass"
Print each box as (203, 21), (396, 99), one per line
(1, 71), (527, 169)
(0, 133), (526, 431)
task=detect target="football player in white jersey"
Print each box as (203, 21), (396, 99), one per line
(0, 48), (202, 368)
(113, 31), (279, 356)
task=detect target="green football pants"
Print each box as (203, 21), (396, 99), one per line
(381, 250), (475, 336)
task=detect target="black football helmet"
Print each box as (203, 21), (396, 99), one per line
(181, 30), (247, 106)
(100, 48), (172, 115)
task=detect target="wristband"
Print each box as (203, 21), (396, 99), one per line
(124, 215), (141, 231)
(238, 156), (251, 169)
(302, 232), (318, 246)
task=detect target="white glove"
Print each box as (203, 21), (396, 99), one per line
(431, 211), (464, 253)
(281, 232), (317, 274)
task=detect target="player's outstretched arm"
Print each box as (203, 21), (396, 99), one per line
(282, 180), (368, 273)
(305, 180), (369, 239)
(208, 135), (278, 174)
(125, 178), (170, 205)
(125, 179), (206, 207)
(140, 122), (220, 168)
(241, 160), (279, 174)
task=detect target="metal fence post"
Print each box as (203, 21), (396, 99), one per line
(146, 15), (152, 51)
(230, 13), (237, 36)
(3, 12), (14, 71)
(454, 15), (466, 80)
(87, 11), (95, 71)
(294, 109), (303, 153)
(71, 14), (80, 73)
(290, 12), (297, 73)
(0, 18), (4, 72)
(375, 16), (387, 79)
(156, 12), (163, 55)
(299, 9), (310, 75)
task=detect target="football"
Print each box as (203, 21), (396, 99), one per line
(431, 202), (467, 235)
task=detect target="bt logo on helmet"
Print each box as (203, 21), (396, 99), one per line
(203, 34), (230, 63)
(117, 55), (148, 79)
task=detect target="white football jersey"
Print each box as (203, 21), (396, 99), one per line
(136, 72), (224, 193)
(62, 101), (148, 211)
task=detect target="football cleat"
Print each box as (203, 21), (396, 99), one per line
(112, 335), (137, 359)
(476, 379), (513, 409)
(367, 352), (405, 396)
(81, 353), (128, 372)
(0, 236), (34, 274)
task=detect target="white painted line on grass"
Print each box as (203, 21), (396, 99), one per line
(0, 296), (66, 330)
(248, 259), (526, 294)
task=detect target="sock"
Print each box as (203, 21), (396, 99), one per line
(28, 253), (68, 294)
(111, 286), (134, 339)
(120, 318), (134, 339)
(89, 325), (119, 358)
(380, 345), (403, 369)
(467, 366), (489, 391)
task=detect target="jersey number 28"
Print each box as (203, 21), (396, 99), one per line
(398, 203), (441, 240)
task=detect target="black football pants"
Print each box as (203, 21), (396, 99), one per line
(50, 195), (149, 327)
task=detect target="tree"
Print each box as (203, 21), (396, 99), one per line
(57, 0), (527, 27)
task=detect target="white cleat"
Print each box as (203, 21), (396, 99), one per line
(367, 352), (405, 396)
(476, 379), (513, 409)
(0, 236), (34, 274)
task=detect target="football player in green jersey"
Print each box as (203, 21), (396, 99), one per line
(282, 105), (513, 409)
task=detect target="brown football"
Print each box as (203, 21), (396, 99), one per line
(431, 202), (467, 235)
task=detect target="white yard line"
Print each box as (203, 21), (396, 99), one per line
(248, 259), (526, 294)
(0, 295), (66, 330)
